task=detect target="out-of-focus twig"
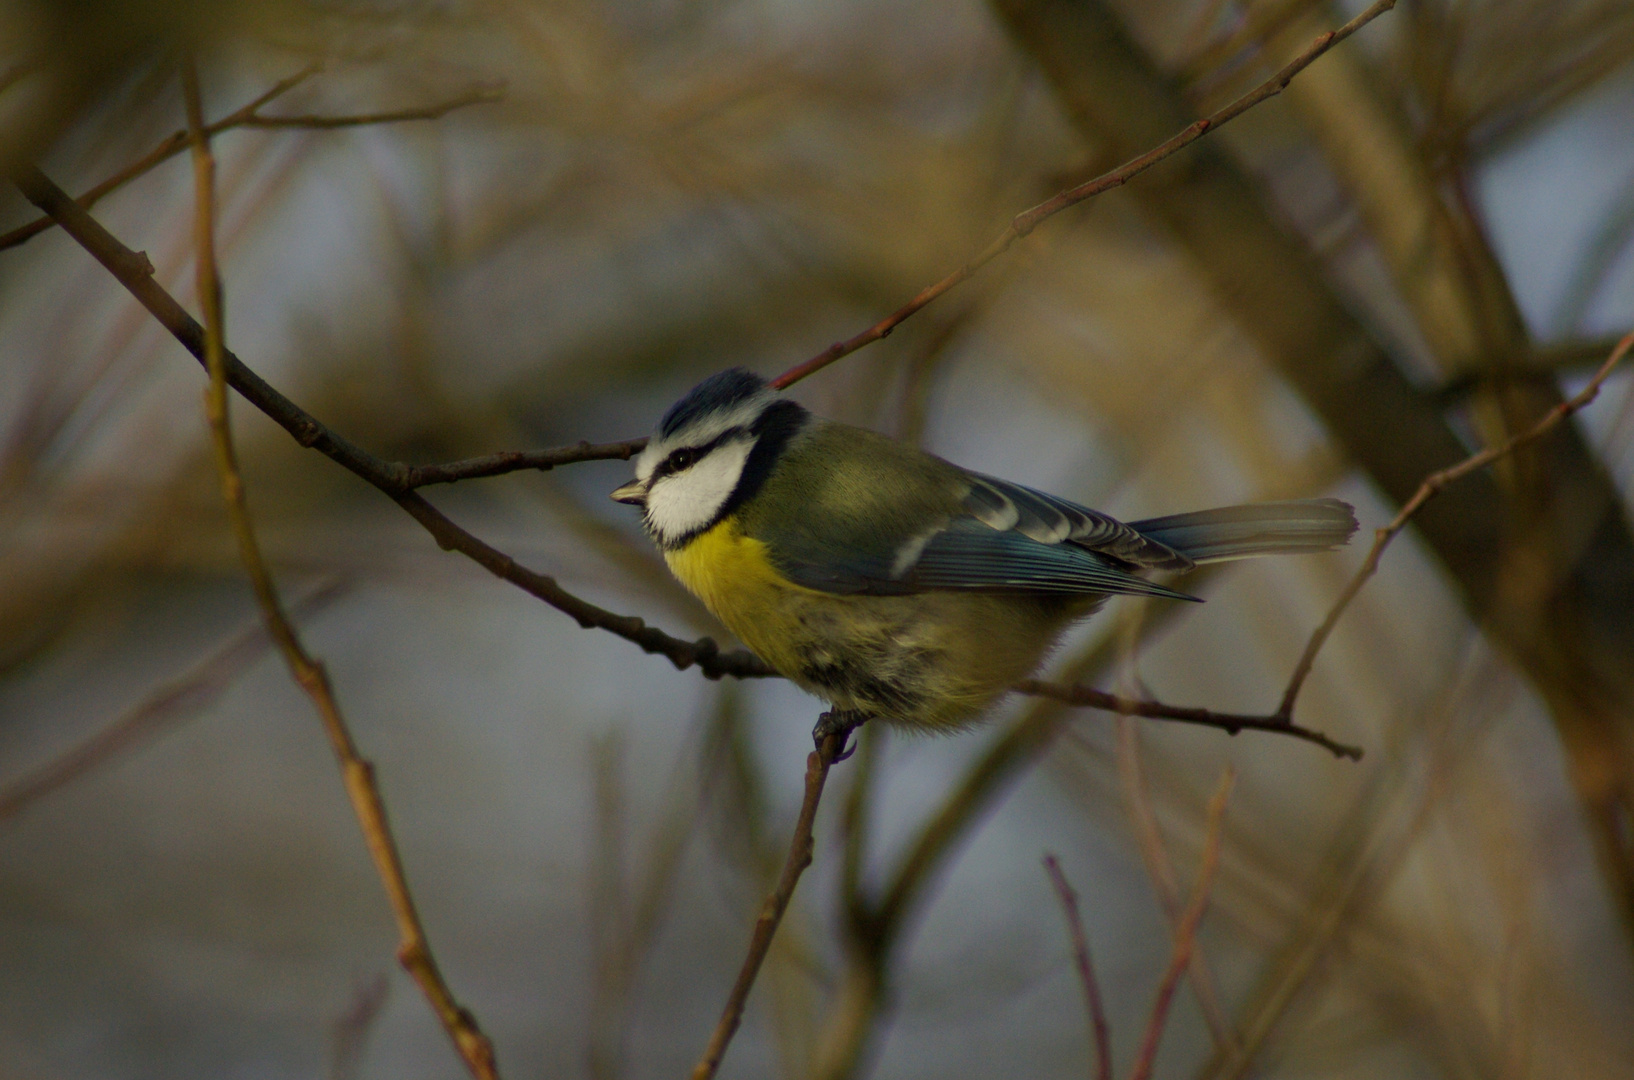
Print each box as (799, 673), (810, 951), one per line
(1019, 331), (1634, 758)
(0, 583), (345, 826)
(8, 164), (773, 682)
(1043, 855), (1113, 1080)
(0, 67), (500, 254)
(232, 85), (504, 129)
(181, 63), (498, 1080)
(1276, 329), (1634, 718)
(690, 725), (846, 1080)
(1127, 768), (1233, 1080)
(326, 974), (391, 1080)
(767, 0), (1399, 390)
(1114, 719), (1240, 1059)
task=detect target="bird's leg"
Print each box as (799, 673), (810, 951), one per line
(813, 710), (871, 762)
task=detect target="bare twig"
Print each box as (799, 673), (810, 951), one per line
(0, 584), (345, 826)
(1128, 769), (1234, 1080)
(398, 438), (649, 487)
(767, 0), (1399, 390)
(8, 164), (773, 682)
(690, 726), (846, 1080)
(1113, 719), (1240, 1060)
(1275, 329), (1634, 719)
(1013, 329), (1634, 754)
(181, 64), (498, 1080)
(0, 68), (499, 254)
(1043, 855), (1113, 1080)
(1015, 680), (1363, 760)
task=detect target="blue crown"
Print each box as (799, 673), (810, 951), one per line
(659, 368), (769, 437)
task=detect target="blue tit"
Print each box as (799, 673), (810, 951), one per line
(611, 368), (1356, 745)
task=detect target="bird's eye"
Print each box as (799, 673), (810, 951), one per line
(667, 447), (701, 473)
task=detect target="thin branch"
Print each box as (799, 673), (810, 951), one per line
(1013, 329), (1634, 753)
(1275, 329), (1634, 719)
(767, 0), (1399, 390)
(181, 64), (499, 1080)
(398, 438), (649, 487)
(1113, 719), (1241, 1061)
(236, 85), (504, 128)
(1014, 680), (1363, 760)
(0, 68), (499, 254)
(1043, 855), (1113, 1080)
(1127, 769), (1234, 1080)
(8, 164), (773, 682)
(0, 584), (345, 826)
(689, 725), (847, 1080)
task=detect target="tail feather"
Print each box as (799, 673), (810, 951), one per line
(1131, 498), (1358, 565)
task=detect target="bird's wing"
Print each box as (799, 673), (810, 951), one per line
(897, 518), (1199, 600)
(748, 428), (1195, 599)
(962, 474), (1194, 571)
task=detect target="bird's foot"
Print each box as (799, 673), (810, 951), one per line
(813, 710), (871, 762)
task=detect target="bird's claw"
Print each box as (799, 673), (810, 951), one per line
(813, 710), (870, 762)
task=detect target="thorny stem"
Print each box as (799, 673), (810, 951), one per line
(181, 62), (498, 1080)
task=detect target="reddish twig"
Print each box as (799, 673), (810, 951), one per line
(1015, 680), (1363, 760)
(1275, 328), (1634, 719)
(768, 0), (1399, 390)
(689, 726), (847, 1080)
(0, 68), (499, 254)
(1113, 720), (1241, 1060)
(1128, 769), (1234, 1080)
(182, 64), (498, 1080)
(8, 165), (773, 682)
(1044, 855), (1114, 1080)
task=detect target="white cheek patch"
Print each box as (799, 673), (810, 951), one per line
(644, 439), (754, 544)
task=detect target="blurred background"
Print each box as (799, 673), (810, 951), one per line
(2, 0), (1633, 1077)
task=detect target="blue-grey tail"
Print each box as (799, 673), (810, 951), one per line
(1130, 498), (1358, 564)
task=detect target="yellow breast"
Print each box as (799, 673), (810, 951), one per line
(663, 517), (825, 676)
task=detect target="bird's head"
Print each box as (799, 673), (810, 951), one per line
(611, 368), (809, 549)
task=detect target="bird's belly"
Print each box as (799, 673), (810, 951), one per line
(665, 521), (1090, 729)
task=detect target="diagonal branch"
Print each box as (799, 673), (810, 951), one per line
(689, 724), (847, 1080)
(1275, 329), (1634, 718)
(0, 583), (345, 826)
(0, 68), (500, 254)
(1015, 328), (1632, 762)
(1127, 769), (1233, 1080)
(1043, 855), (1113, 1080)
(182, 62), (498, 1078)
(8, 164), (772, 682)
(767, 0), (1399, 390)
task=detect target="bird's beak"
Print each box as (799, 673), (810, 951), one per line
(610, 479), (647, 506)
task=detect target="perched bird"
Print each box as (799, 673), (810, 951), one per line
(612, 368), (1356, 751)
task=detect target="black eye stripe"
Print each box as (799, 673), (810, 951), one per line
(657, 427), (746, 478)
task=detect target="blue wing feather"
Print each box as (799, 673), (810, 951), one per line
(904, 520), (1198, 600)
